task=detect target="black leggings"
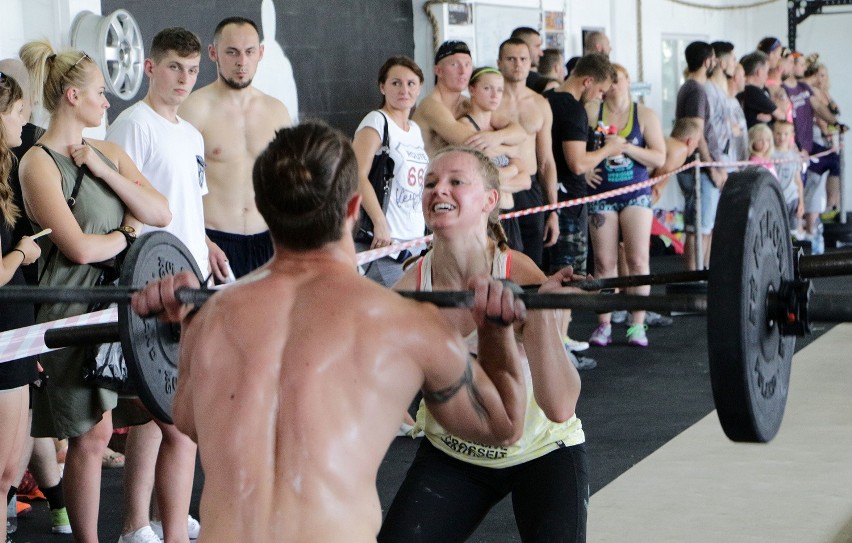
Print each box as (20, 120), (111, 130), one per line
(379, 439), (588, 543)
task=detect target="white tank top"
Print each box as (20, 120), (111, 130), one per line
(412, 246), (585, 468)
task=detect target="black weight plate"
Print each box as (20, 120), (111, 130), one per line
(118, 232), (202, 424)
(708, 167), (795, 442)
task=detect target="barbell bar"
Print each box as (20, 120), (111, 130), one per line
(27, 289), (852, 350)
(555, 250), (852, 292)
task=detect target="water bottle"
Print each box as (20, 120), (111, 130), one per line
(811, 222), (825, 255)
(592, 122), (607, 150)
(7, 495), (17, 534)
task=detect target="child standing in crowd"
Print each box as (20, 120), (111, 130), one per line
(748, 123), (777, 178)
(771, 120), (805, 235)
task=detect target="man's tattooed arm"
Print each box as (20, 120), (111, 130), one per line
(422, 354), (488, 420)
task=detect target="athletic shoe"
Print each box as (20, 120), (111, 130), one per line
(51, 507), (72, 534)
(570, 353), (598, 371)
(820, 208), (839, 222)
(16, 470), (44, 502)
(117, 526), (161, 543)
(562, 336), (589, 352)
(14, 501), (30, 517)
(630, 311), (673, 328)
(150, 515), (201, 541)
(589, 323), (612, 347)
(626, 324), (649, 347)
(610, 310), (628, 324)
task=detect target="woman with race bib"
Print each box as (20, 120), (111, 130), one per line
(352, 56), (429, 287)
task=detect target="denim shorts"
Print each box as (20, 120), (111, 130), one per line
(803, 169), (827, 214)
(587, 192), (652, 215)
(355, 241), (423, 288)
(676, 171), (720, 235)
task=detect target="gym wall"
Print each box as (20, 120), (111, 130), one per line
(101, 0), (415, 137)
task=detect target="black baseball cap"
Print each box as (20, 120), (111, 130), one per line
(435, 40), (471, 64)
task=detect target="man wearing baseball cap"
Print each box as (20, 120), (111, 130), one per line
(413, 40), (525, 157)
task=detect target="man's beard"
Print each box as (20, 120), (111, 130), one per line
(580, 88), (597, 104)
(220, 73), (252, 90)
(502, 72), (526, 84)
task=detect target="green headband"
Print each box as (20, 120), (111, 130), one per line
(470, 67), (502, 85)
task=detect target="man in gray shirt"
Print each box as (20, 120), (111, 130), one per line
(674, 41), (726, 270)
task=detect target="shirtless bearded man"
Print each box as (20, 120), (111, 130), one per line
(131, 122), (538, 542)
(179, 16), (291, 279)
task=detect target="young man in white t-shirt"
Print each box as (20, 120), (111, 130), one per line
(106, 27), (217, 543)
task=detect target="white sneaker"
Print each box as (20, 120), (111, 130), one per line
(562, 336), (590, 352)
(150, 515), (200, 541)
(589, 323), (612, 347)
(117, 526), (161, 543)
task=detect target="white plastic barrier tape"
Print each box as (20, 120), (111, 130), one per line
(0, 308), (117, 364)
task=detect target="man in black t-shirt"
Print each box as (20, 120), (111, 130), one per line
(737, 51), (784, 128)
(543, 54), (624, 358)
(545, 54), (625, 275)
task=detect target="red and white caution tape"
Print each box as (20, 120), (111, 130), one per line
(358, 148), (839, 265)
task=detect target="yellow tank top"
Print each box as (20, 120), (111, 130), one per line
(411, 247), (585, 468)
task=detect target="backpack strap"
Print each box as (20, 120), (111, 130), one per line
(33, 143), (87, 208)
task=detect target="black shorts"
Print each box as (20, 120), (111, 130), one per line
(500, 209), (524, 252)
(809, 143), (841, 177)
(514, 178), (546, 268)
(205, 229), (273, 279)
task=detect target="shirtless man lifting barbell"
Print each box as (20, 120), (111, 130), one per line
(130, 121), (543, 543)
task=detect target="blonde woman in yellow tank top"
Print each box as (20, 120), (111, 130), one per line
(381, 146), (589, 542)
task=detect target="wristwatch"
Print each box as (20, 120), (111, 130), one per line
(111, 225), (136, 245)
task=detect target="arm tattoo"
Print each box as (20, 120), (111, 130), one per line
(423, 355), (488, 420)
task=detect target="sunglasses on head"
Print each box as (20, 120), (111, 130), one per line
(64, 52), (91, 80)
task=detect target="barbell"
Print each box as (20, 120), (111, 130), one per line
(0, 168), (850, 441)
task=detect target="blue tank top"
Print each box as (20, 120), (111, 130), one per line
(591, 102), (650, 202)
